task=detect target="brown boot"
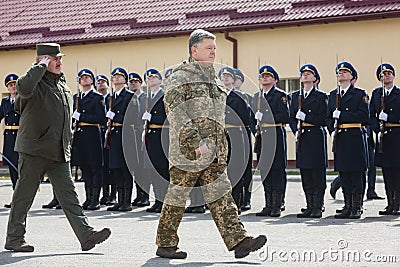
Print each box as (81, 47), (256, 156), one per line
(233, 235), (267, 259)
(4, 241), (34, 252)
(156, 246), (187, 259)
(81, 228), (111, 251)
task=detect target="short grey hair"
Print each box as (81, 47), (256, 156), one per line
(188, 29), (216, 56)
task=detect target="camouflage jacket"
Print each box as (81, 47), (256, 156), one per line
(164, 60), (227, 171)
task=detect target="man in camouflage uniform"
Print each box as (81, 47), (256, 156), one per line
(156, 29), (266, 259)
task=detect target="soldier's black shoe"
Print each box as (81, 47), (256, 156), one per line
(55, 204), (62, 209)
(192, 206), (205, 213)
(156, 246), (187, 259)
(118, 203), (133, 212)
(146, 203), (159, 213)
(367, 191), (384, 200)
(5, 241), (34, 252)
(4, 203), (11, 208)
(99, 196), (108, 206)
(241, 202), (251, 211)
(137, 198), (150, 207)
(184, 206), (194, 213)
(42, 198), (59, 209)
(233, 235), (267, 259)
(106, 197), (117, 206)
(255, 207), (271, 217)
(81, 228), (111, 251)
(131, 197), (140, 206)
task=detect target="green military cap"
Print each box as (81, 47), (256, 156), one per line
(36, 43), (65, 57)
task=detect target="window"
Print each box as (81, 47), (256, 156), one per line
(277, 78), (300, 94)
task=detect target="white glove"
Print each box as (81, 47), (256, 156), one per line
(330, 131), (336, 140)
(296, 110), (306, 121)
(332, 109), (341, 119)
(379, 111), (388, 122)
(106, 110), (115, 120)
(255, 111), (263, 121)
(72, 111), (81, 121)
(142, 111), (152, 121)
(377, 132), (382, 142)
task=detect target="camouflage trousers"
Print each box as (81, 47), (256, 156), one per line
(156, 162), (248, 250)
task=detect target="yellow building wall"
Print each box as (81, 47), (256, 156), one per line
(0, 17), (399, 162)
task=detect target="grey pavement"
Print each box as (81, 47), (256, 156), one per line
(0, 175), (398, 267)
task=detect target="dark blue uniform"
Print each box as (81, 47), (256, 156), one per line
(0, 96), (19, 188)
(370, 86), (400, 214)
(107, 87), (139, 211)
(240, 92), (254, 211)
(251, 87), (289, 216)
(71, 89), (105, 209)
(289, 88), (328, 216)
(144, 89), (170, 212)
(327, 85), (369, 218)
(225, 89), (251, 211)
(100, 93), (116, 205)
(131, 91), (149, 206)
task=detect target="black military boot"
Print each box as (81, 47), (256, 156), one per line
(392, 192), (400, 216)
(334, 193), (351, 219)
(310, 194), (323, 218)
(335, 190), (349, 213)
(132, 184), (143, 206)
(241, 191), (251, 211)
(297, 194), (313, 218)
(270, 192), (282, 217)
(119, 188), (133, 212)
(349, 193), (363, 219)
(256, 191), (272, 216)
(42, 194), (59, 209)
(99, 185), (109, 205)
(106, 184), (117, 206)
(379, 191), (394, 215)
(147, 200), (161, 213)
(82, 187), (92, 210)
(87, 187), (101, 210)
(137, 191), (150, 207)
(330, 176), (341, 199)
(107, 188), (124, 211)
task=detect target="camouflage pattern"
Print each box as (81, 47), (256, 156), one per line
(156, 60), (248, 250)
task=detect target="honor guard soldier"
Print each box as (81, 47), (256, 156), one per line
(252, 66), (289, 217)
(219, 66), (250, 214)
(289, 64), (328, 218)
(234, 68), (254, 211)
(370, 63), (400, 215)
(96, 74), (117, 206)
(327, 62), (369, 219)
(128, 72), (150, 207)
(70, 69), (106, 210)
(1, 74), (20, 208)
(106, 67), (139, 212)
(142, 68), (170, 213)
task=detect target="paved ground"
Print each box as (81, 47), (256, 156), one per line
(0, 175), (399, 267)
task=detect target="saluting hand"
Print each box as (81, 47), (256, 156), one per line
(38, 56), (50, 67)
(255, 111), (263, 121)
(332, 109), (341, 119)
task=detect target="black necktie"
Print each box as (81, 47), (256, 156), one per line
(341, 90), (345, 97)
(11, 99), (14, 105)
(304, 92), (308, 98)
(386, 90), (390, 97)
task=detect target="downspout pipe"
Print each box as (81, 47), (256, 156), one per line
(224, 31), (237, 68)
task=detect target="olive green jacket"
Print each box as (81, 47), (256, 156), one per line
(14, 64), (73, 162)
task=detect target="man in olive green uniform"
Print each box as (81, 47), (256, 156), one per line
(5, 43), (110, 252)
(156, 29), (266, 259)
